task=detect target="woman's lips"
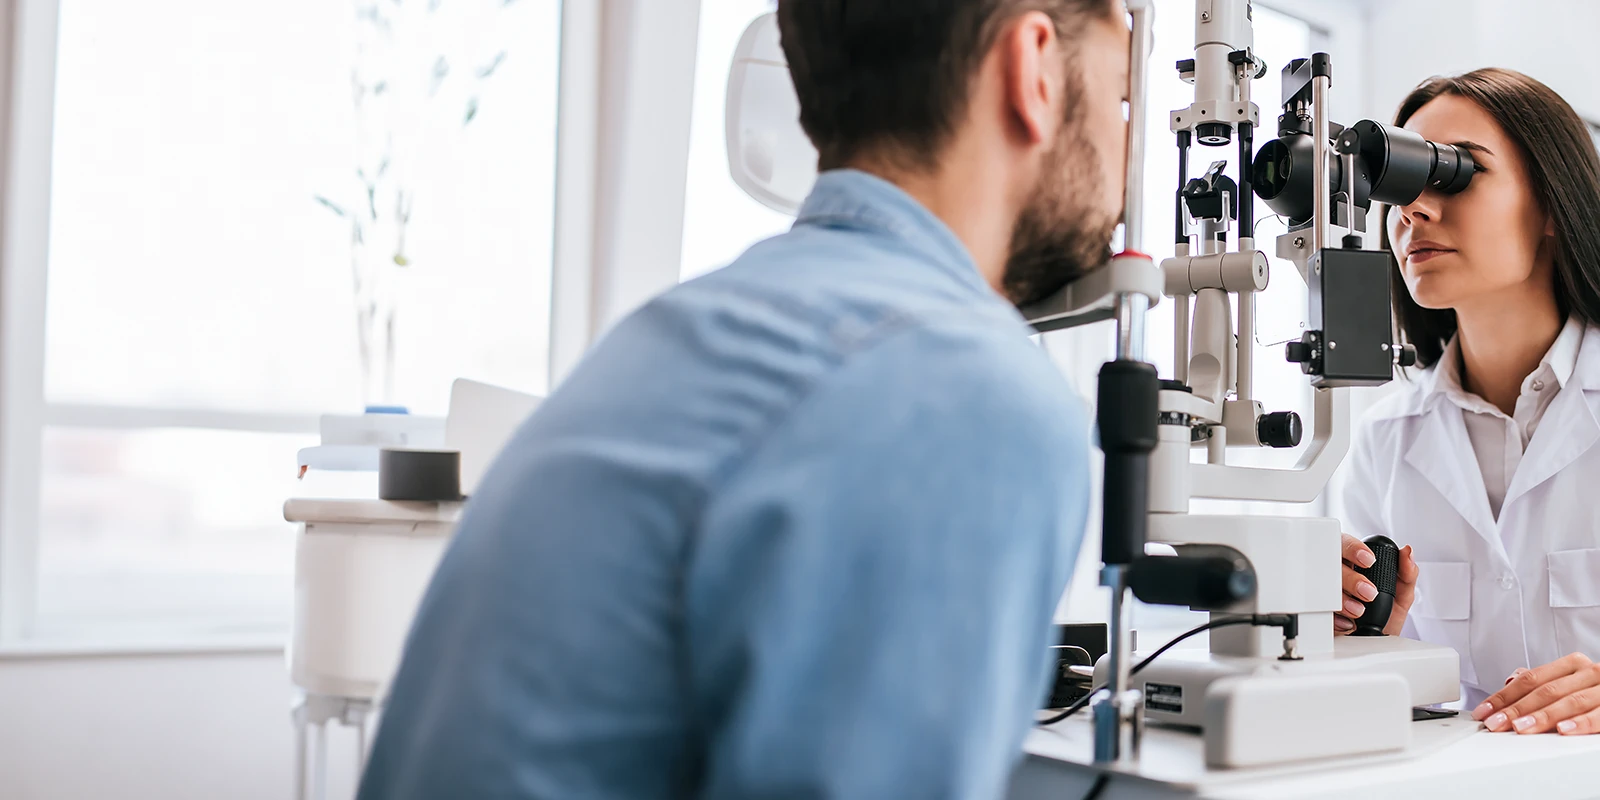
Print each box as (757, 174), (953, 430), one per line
(1408, 248), (1456, 266)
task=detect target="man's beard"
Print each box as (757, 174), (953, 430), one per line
(1001, 122), (1119, 309)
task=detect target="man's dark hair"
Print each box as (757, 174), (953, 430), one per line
(777, 0), (1118, 172)
(1380, 68), (1600, 369)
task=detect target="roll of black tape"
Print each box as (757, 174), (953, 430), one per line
(379, 448), (464, 502)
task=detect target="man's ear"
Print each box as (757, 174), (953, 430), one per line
(1000, 12), (1062, 148)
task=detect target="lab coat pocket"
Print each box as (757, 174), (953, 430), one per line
(1412, 561), (1476, 685)
(1548, 548), (1600, 657)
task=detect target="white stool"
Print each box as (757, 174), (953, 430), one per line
(284, 498), (462, 800)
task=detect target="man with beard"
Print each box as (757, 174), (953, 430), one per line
(359, 2), (1131, 798)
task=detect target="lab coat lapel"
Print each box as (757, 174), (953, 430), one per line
(1404, 398), (1503, 557)
(1502, 327), (1600, 511)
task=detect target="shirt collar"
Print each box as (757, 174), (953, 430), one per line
(794, 169), (996, 300)
(1545, 314), (1585, 388)
(1428, 315), (1585, 414)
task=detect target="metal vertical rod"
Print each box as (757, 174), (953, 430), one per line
(1237, 124), (1255, 242)
(1123, 0), (1154, 256)
(1311, 71), (1331, 254)
(1236, 283), (1254, 402)
(1176, 131), (1192, 246)
(1344, 149), (1360, 247)
(1116, 294), (1150, 362)
(1095, 563), (1136, 764)
(1094, 0), (1158, 768)
(1208, 424), (1228, 464)
(1175, 292), (1191, 383)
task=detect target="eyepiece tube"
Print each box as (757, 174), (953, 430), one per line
(1353, 120), (1477, 205)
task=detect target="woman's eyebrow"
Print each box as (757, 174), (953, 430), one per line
(1452, 140), (1495, 156)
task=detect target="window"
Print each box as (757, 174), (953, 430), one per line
(679, 0), (792, 281)
(10, 0), (560, 644)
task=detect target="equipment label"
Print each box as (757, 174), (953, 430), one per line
(1145, 682), (1183, 714)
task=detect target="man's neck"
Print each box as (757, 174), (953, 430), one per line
(1455, 280), (1563, 416)
(844, 152), (1017, 298)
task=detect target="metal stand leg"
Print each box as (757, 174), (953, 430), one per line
(291, 691), (380, 800)
(355, 706), (372, 774)
(311, 719), (329, 800)
(293, 699), (309, 800)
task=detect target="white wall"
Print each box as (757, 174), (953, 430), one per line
(0, 651), (362, 800)
(1363, 0), (1600, 122)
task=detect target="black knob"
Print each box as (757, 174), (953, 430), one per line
(1286, 341), (1313, 363)
(1352, 535), (1400, 636)
(1396, 343), (1418, 368)
(1258, 411), (1303, 448)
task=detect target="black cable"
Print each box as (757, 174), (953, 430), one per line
(1037, 615), (1292, 726)
(1081, 774), (1111, 800)
(1037, 682), (1097, 726)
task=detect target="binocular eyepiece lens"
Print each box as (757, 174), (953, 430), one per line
(1355, 120), (1476, 204)
(1250, 120), (1477, 222)
(1424, 139), (1475, 195)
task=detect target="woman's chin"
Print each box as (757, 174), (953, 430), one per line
(1406, 278), (1463, 310)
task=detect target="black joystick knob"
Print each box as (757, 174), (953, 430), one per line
(1352, 535), (1400, 636)
(1258, 411), (1303, 449)
(1395, 343), (1419, 368)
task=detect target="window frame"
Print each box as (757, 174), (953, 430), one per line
(0, 0), (707, 652)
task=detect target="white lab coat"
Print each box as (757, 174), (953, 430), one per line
(1341, 325), (1600, 708)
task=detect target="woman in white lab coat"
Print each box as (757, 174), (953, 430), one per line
(1335, 67), (1600, 736)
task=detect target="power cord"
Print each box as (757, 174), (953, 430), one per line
(1081, 774), (1111, 800)
(1037, 614), (1297, 727)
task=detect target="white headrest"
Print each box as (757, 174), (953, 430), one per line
(724, 12), (817, 215)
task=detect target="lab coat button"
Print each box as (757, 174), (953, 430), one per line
(1498, 575), (1515, 589)
(1532, 379), (1546, 392)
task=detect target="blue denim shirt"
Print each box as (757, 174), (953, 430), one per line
(358, 170), (1092, 800)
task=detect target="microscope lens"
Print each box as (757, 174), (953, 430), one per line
(1428, 142), (1475, 193)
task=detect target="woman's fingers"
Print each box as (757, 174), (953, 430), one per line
(1558, 706), (1600, 735)
(1343, 564), (1378, 604)
(1341, 533), (1376, 568)
(1336, 534), (1380, 636)
(1382, 545), (1419, 636)
(1390, 546), (1418, 609)
(1476, 653), (1596, 730)
(1507, 685), (1600, 734)
(1397, 545), (1420, 584)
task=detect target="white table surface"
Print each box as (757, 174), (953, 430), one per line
(1010, 715), (1600, 799)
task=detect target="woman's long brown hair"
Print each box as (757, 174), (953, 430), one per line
(1381, 68), (1600, 369)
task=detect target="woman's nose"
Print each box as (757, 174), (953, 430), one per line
(1397, 191), (1444, 225)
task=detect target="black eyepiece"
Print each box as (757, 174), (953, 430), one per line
(1251, 119), (1477, 222)
(1352, 120), (1476, 205)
